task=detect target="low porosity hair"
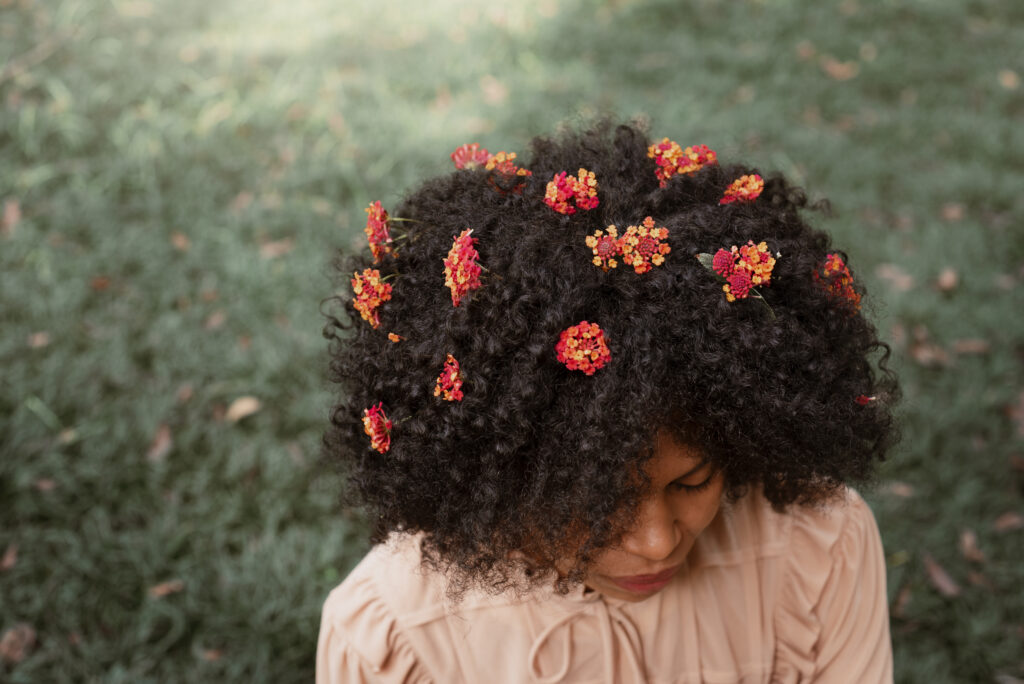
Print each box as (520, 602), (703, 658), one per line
(322, 119), (899, 598)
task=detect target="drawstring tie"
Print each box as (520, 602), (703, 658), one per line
(528, 597), (647, 683)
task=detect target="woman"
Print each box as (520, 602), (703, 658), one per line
(318, 120), (898, 683)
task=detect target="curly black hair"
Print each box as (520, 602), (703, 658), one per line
(322, 119), (898, 597)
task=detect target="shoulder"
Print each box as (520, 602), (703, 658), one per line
(317, 534), (446, 683)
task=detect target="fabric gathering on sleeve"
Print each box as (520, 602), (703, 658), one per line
(316, 574), (434, 684)
(771, 489), (893, 684)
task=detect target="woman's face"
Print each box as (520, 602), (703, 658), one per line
(582, 428), (725, 602)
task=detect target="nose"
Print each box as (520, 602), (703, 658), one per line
(619, 492), (682, 561)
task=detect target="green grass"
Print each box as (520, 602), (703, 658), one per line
(2, 0), (1022, 681)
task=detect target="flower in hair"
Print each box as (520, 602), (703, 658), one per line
(364, 201), (394, 262)
(443, 229), (482, 307)
(855, 394), (876, 406)
(647, 139), (717, 187)
(451, 143), (491, 170)
(485, 151), (532, 177)
(387, 332), (403, 343)
(544, 168), (599, 214)
(362, 402), (392, 453)
(351, 268), (392, 328)
(815, 253), (862, 312)
(698, 241), (776, 302)
(586, 226), (622, 271)
(620, 217), (671, 274)
(720, 174), (764, 205)
(434, 354), (464, 402)
(555, 321), (611, 375)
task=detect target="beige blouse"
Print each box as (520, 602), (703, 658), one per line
(316, 487), (892, 683)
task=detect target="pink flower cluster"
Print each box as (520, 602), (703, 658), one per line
(544, 168), (599, 215)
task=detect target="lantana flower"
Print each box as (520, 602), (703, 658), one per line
(555, 321), (612, 375)
(544, 168), (599, 214)
(434, 354), (464, 402)
(362, 402), (392, 453)
(351, 268), (393, 328)
(647, 139), (717, 187)
(586, 226), (622, 271)
(855, 395), (876, 406)
(443, 229), (482, 307)
(720, 174), (765, 205)
(814, 253), (862, 312)
(451, 143), (491, 170)
(704, 240), (776, 302)
(364, 201), (394, 262)
(620, 217), (670, 274)
(387, 332), (403, 343)
(484, 151), (531, 177)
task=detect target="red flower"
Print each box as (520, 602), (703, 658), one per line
(443, 229), (482, 307)
(726, 270), (752, 300)
(364, 201), (393, 262)
(711, 248), (734, 277)
(814, 253), (862, 312)
(434, 354), (464, 402)
(555, 321), (612, 375)
(855, 395), (876, 406)
(351, 268), (393, 328)
(720, 174), (765, 205)
(451, 143), (491, 170)
(362, 402), (392, 453)
(620, 217), (670, 274)
(544, 168), (599, 215)
(647, 139), (717, 187)
(585, 226), (622, 271)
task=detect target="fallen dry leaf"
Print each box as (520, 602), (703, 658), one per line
(993, 511), (1024, 532)
(225, 396), (261, 423)
(27, 332), (50, 348)
(967, 571), (993, 589)
(951, 338), (990, 355)
(910, 342), (950, 367)
(171, 232), (190, 251)
(882, 481), (915, 498)
(891, 585), (912, 618)
(202, 649), (224, 661)
(936, 268), (958, 292)
(820, 56), (859, 81)
(795, 40), (816, 61)
(34, 479), (56, 492)
(1, 544), (16, 571)
(90, 275), (111, 292)
(922, 552), (961, 597)
(146, 423), (172, 463)
(998, 69), (1020, 90)
(149, 579), (184, 598)
(1, 199), (21, 237)
(941, 203), (965, 221)
(204, 310), (226, 330)
(201, 289), (218, 302)
(259, 238), (294, 259)
(0, 623), (36, 665)
(959, 529), (986, 563)
(875, 263), (914, 292)
(177, 384), (194, 403)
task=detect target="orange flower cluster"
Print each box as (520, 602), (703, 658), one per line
(814, 253), (861, 312)
(443, 229), (482, 307)
(362, 402), (392, 453)
(434, 354), (464, 402)
(451, 143), (491, 170)
(555, 321), (611, 375)
(364, 201), (394, 262)
(586, 226), (621, 271)
(484, 151), (532, 178)
(647, 139), (717, 187)
(544, 168), (599, 215)
(620, 217), (671, 274)
(387, 332), (403, 343)
(711, 241), (776, 302)
(720, 174), (764, 205)
(351, 268), (393, 328)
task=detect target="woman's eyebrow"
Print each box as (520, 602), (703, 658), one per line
(673, 458), (710, 481)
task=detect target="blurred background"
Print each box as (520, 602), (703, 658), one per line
(1, 0), (1022, 681)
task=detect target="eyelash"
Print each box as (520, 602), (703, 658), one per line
(669, 473), (714, 494)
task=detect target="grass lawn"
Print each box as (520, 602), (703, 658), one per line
(2, 0), (1022, 681)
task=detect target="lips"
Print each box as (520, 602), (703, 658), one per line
(608, 565), (681, 594)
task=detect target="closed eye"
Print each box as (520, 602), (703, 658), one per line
(668, 468), (715, 494)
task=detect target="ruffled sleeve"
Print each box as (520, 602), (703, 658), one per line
(316, 574), (433, 684)
(772, 489), (893, 684)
